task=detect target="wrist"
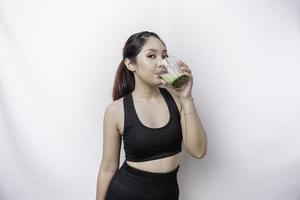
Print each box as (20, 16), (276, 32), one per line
(179, 96), (193, 102)
(184, 110), (197, 116)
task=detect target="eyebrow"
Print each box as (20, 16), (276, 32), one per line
(144, 49), (167, 53)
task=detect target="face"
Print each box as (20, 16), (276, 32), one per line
(128, 36), (169, 86)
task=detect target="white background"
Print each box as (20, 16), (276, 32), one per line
(1, 0), (300, 199)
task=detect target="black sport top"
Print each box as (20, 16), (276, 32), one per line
(122, 87), (183, 162)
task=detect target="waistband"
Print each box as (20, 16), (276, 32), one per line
(121, 160), (180, 178)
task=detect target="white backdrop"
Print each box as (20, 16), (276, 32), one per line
(1, 0), (300, 199)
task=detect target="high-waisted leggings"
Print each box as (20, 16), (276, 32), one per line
(105, 160), (180, 200)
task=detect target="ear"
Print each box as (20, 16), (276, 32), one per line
(124, 58), (136, 72)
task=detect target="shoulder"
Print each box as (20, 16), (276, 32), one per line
(104, 97), (124, 133)
(105, 100), (119, 116)
(162, 87), (183, 114)
(105, 97), (124, 120)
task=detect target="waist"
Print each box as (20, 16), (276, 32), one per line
(125, 152), (181, 173)
(122, 160), (180, 178)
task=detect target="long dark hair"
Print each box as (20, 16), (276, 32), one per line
(112, 31), (166, 101)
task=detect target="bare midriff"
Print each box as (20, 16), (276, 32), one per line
(125, 152), (181, 173)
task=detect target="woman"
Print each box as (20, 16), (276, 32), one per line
(96, 31), (207, 200)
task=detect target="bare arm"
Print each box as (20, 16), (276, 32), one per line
(180, 96), (207, 158)
(165, 88), (207, 159)
(96, 102), (122, 200)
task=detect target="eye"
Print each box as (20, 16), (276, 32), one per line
(147, 54), (168, 59)
(148, 55), (156, 58)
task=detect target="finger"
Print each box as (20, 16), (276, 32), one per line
(179, 63), (190, 70)
(178, 60), (188, 67)
(175, 84), (187, 91)
(160, 78), (167, 85)
(176, 59), (186, 66)
(181, 67), (191, 73)
(181, 67), (192, 74)
(183, 71), (193, 78)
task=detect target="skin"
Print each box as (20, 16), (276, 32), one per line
(97, 36), (207, 199)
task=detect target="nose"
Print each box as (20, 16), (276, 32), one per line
(158, 58), (167, 68)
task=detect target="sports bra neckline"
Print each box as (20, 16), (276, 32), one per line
(129, 87), (172, 131)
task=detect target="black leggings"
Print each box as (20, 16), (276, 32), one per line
(105, 160), (180, 200)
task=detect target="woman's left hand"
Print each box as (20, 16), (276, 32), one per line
(162, 59), (193, 99)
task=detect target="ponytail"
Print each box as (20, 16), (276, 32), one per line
(112, 60), (135, 101)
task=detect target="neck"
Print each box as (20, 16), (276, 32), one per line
(132, 86), (161, 101)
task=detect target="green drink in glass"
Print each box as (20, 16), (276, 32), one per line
(160, 56), (189, 90)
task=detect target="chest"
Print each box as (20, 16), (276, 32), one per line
(118, 101), (170, 136)
(117, 91), (182, 136)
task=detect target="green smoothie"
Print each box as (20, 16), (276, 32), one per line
(161, 73), (189, 89)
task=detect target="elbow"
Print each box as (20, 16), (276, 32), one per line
(193, 148), (207, 159)
(195, 135), (207, 159)
(186, 135), (208, 159)
(194, 152), (206, 159)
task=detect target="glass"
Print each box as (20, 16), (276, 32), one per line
(159, 56), (189, 90)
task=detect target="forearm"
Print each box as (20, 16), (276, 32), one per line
(180, 96), (207, 158)
(96, 167), (117, 200)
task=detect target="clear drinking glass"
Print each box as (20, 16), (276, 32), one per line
(159, 56), (189, 89)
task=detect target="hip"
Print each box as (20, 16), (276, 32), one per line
(105, 160), (180, 200)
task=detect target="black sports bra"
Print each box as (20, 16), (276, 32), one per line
(122, 87), (182, 162)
